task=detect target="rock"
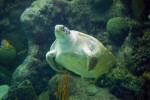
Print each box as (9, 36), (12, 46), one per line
(20, 0), (123, 42)
(114, 32), (133, 68)
(0, 85), (9, 99)
(0, 18), (10, 31)
(11, 55), (52, 95)
(0, 45), (16, 63)
(0, 66), (12, 85)
(20, 0), (60, 44)
(2, 80), (38, 100)
(131, 27), (150, 76)
(142, 71), (150, 80)
(38, 91), (50, 100)
(9, 38), (54, 96)
(10, 0), (56, 98)
(97, 67), (146, 100)
(0, 72), (6, 84)
(106, 17), (130, 45)
(48, 74), (119, 100)
(90, 0), (113, 12)
(131, 0), (145, 20)
(0, 0), (5, 8)
(3, 33), (27, 52)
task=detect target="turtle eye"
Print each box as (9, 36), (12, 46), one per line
(60, 26), (65, 31)
(64, 27), (70, 34)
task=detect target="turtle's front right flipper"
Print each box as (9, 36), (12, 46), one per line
(46, 50), (63, 71)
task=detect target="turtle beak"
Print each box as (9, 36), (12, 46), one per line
(55, 25), (64, 33)
(55, 25), (64, 30)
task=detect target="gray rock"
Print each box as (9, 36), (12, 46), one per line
(38, 91), (49, 100)
(0, 72), (6, 84)
(48, 74), (120, 100)
(89, 0), (113, 12)
(10, 39), (53, 95)
(20, 0), (60, 44)
(97, 67), (146, 100)
(2, 80), (37, 100)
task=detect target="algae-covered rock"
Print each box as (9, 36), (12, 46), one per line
(48, 74), (119, 100)
(0, 72), (6, 84)
(0, 45), (16, 63)
(0, 0), (5, 9)
(131, 0), (145, 20)
(11, 52), (53, 95)
(90, 0), (113, 12)
(107, 17), (130, 45)
(0, 85), (9, 99)
(20, 0), (60, 44)
(0, 66), (12, 85)
(3, 33), (27, 52)
(131, 27), (150, 76)
(97, 67), (146, 100)
(38, 91), (50, 100)
(2, 80), (38, 100)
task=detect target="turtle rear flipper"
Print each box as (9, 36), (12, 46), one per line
(88, 56), (98, 71)
(82, 47), (98, 71)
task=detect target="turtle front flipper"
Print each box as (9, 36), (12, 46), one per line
(46, 50), (63, 71)
(82, 47), (98, 71)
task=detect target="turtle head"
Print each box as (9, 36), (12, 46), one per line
(55, 25), (70, 42)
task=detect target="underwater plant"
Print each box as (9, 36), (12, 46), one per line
(54, 71), (71, 100)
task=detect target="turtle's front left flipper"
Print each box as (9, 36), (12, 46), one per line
(46, 50), (63, 71)
(82, 47), (98, 71)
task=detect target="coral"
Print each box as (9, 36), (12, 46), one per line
(0, 72), (6, 84)
(120, 0), (132, 14)
(0, 65), (13, 85)
(131, 0), (145, 20)
(2, 33), (27, 52)
(89, 0), (113, 12)
(38, 91), (50, 100)
(11, 54), (53, 95)
(0, 43), (16, 63)
(97, 67), (146, 100)
(2, 80), (38, 100)
(52, 0), (70, 13)
(48, 73), (119, 100)
(106, 17), (130, 45)
(0, 85), (9, 99)
(20, 0), (60, 44)
(131, 27), (150, 76)
(142, 71), (150, 80)
(0, 0), (5, 8)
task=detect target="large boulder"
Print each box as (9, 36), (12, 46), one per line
(90, 0), (113, 12)
(97, 67), (146, 100)
(47, 73), (119, 100)
(20, 0), (60, 44)
(2, 80), (38, 100)
(11, 41), (53, 95)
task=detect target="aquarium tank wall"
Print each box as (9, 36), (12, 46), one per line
(0, 0), (150, 100)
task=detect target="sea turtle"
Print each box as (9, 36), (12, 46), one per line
(46, 25), (116, 79)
